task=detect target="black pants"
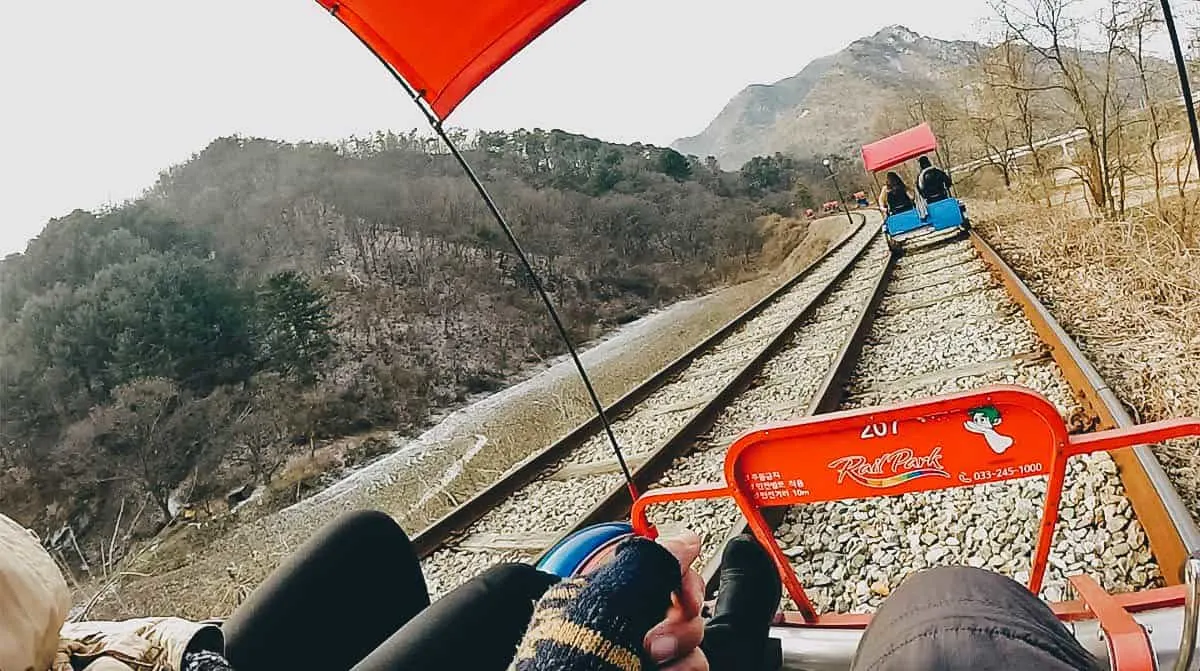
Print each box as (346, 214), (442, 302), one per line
(853, 566), (1102, 671)
(221, 510), (557, 671)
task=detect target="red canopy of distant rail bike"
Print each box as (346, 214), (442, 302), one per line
(861, 123), (938, 173)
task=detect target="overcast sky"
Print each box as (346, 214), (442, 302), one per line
(0, 0), (1046, 256)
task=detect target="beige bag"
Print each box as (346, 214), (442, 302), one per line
(0, 513), (71, 671)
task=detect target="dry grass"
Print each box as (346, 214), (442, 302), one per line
(762, 214), (847, 278)
(973, 198), (1200, 515)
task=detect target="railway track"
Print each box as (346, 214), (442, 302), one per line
(767, 235), (1161, 613)
(672, 230), (1198, 613)
(415, 214), (1200, 615)
(418, 214), (881, 595)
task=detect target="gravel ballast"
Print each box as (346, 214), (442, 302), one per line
(774, 238), (1161, 613)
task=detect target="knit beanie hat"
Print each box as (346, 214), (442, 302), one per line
(510, 536), (681, 671)
(0, 512), (72, 671)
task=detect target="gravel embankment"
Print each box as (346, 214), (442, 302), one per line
(645, 237), (891, 566)
(423, 232), (1162, 615)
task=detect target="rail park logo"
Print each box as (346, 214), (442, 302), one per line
(963, 406), (1015, 454)
(827, 447), (949, 489)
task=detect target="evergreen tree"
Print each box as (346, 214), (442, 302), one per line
(255, 271), (334, 383)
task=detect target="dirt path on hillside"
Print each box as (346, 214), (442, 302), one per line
(80, 215), (853, 620)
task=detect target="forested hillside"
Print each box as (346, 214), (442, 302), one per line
(0, 129), (825, 567)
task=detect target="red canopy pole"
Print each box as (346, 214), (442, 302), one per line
(322, 4), (640, 502)
(1160, 0), (1200, 186)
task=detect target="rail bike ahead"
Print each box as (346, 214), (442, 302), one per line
(540, 386), (1200, 671)
(863, 123), (970, 251)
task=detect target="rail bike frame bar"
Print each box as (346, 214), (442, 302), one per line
(631, 385), (1200, 670)
(766, 589), (1195, 671)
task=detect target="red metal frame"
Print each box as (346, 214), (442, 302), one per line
(1069, 574), (1157, 668)
(632, 385), (1200, 635)
(770, 584), (1188, 628)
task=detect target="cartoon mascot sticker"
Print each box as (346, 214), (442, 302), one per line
(964, 406), (1014, 454)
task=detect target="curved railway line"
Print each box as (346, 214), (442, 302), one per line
(413, 211), (1200, 616)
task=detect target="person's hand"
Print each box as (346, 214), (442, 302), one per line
(644, 531), (707, 670)
(517, 530), (709, 670)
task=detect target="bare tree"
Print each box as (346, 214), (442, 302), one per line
(1121, 1), (1167, 212)
(981, 39), (1057, 202)
(992, 0), (1140, 217)
(76, 378), (189, 521)
(962, 67), (1020, 188)
(874, 92), (967, 170)
(227, 377), (297, 486)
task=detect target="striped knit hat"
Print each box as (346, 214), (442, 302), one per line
(510, 536), (681, 670)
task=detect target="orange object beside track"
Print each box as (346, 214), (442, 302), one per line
(316, 0), (586, 119)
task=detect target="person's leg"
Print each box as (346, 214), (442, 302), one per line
(222, 510), (429, 671)
(701, 534), (783, 671)
(351, 563), (559, 671)
(852, 566), (1102, 671)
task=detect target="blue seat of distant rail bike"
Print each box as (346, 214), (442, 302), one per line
(925, 197), (965, 230)
(884, 208), (924, 236)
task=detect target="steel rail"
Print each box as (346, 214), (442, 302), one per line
(971, 232), (1200, 584)
(410, 213), (868, 557)
(532, 227), (886, 563)
(690, 229), (1199, 598)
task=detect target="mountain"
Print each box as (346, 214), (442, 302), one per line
(673, 26), (981, 168)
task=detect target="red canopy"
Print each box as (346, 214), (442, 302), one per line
(861, 123), (938, 173)
(317, 0), (586, 120)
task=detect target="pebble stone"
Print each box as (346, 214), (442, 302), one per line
(647, 239), (891, 565)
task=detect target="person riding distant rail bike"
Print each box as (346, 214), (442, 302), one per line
(2, 509), (1102, 671)
(916, 155), (953, 203)
(878, 171), (916, 219)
